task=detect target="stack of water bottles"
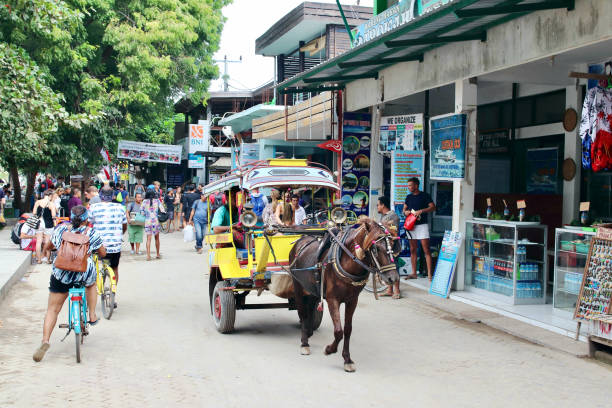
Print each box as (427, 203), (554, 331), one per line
(490, 276), (513, 296)
(518, 263), (539, 280)
(563, 272), (582, 295)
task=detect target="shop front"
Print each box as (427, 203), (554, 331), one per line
(277, 0), (612, 339)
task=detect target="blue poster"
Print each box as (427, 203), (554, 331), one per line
(429, 113), (467, 180)
(430, 230), (464, 298)
(526, 147), (558, 194)
(391, 150), (425, 259)
(341, 113), (372, 217)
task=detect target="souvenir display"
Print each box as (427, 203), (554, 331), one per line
(574, 228), (612, 320)
(579, 86), (612, 172)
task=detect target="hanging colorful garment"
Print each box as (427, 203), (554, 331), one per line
(579, 87), (612, 171)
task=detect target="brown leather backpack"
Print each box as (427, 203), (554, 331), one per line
(55, 227), (90, 273)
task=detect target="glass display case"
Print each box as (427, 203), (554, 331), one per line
(465, 220), (548, 305)
(552, 228), (595, 313)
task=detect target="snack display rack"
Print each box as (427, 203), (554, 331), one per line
(552, 228), (596, 314)
(465, 220), (548, 305)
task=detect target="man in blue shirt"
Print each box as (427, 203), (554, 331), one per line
(210, 188), (244, 248)
(188, 192), (209, 253)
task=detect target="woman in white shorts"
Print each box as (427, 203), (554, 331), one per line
(32, 190), (57, 263)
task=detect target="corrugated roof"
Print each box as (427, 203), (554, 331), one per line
(277, 0), (575, 91)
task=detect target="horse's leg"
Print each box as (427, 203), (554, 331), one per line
(324, 298), (343, 355)
(341, 297), (358, 372)
(306, 296), (315, 338)
(293, 283), (311, 355)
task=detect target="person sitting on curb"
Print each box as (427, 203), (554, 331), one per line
(33, 205), (106, 362)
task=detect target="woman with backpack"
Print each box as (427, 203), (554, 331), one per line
(32, 190), (58, 264)
(33, 205), (106, 362)
(141, 188), (165, 261)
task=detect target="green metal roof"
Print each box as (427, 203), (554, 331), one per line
(277, 0), (575, 92)
(218, 104), (285, 133)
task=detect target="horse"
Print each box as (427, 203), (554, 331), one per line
(288, 217), (399, 372)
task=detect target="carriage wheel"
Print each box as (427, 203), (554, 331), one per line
(212, 281), (236, 333)
(364, 274), (388, 293)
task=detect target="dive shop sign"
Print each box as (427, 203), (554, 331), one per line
(351, 0), (456, 47)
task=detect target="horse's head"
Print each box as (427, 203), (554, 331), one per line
(353, 218), (399, 285)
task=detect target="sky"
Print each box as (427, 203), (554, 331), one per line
(210, 0), (373, 92)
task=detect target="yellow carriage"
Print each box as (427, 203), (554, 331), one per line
(203, 159), (347, 333)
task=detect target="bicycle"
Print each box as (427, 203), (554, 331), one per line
(94, 253), (117, 319)
(58, 284), (89, 363)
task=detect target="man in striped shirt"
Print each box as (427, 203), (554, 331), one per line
(90, 186), (128, 285)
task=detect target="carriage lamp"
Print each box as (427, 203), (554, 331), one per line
(240, 210), (258, 228)
(330, 207), (347, 224)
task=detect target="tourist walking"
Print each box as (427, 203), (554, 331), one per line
(134, 181), (145, 198)
(173, 186), (183, 231)
(126, 193), (145, 254)
(182, 184), (200, 229)
(85, 186), (101, 206)
(32, 190), (57, 264)
(32, 205), (105, 362)
(164, 188), (176, 233)
(188, 191), (209, 253)
(67, 188), (83, 214)
(141, 188), (165, 261)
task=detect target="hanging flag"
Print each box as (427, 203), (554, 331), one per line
(317, 140), (342, 153)
(102, 166), (111, 180)
(100, 148), (111, 162)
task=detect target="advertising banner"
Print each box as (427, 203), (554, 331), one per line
(117, 140), (182, 164)
(341, 113), (372, 218)
(351, 0), (457, 47)
(379, 114), (424, 152)
(391, 150), (425, 259)
(429, 113), (467, 180)
(429, 230), (464, 298)
(188, 121), (210, 168)
(240, 143), (259, 167)
(526, 147), (559, 194)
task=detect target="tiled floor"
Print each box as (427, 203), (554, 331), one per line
(404, 277), (585, 341)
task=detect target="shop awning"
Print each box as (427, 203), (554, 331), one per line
(277, 0), (575, 92)
(210, 156), (232, 169)
(219, 104), (285, 133)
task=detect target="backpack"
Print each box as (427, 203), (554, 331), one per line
(55, 227), (90, 273)
(11, 222), (23, 245)
(251, 193), (265, 216)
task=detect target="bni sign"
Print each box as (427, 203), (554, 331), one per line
(188, 121), (209, 168)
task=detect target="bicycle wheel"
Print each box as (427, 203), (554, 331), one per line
(100, 268), (115, 319)
(364, 273), (388, 293)
(75, 333), (81, 363)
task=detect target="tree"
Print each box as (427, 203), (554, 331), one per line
(1, 0), (230, 206)
(0, 43), (70, 210)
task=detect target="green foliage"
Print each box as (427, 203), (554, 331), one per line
(1, 0), (230, 174)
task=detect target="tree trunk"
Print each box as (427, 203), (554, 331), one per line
(24, 172), (36, 213)
(8, 163), (22, 214)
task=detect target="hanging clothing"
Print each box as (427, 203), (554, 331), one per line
(579, 87), (612, 172)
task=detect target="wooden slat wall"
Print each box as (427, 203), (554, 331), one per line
(326, 25), (353, 59)
(253, 92), (333, 140)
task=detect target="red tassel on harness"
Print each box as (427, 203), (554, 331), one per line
(317, 301), (324, 312)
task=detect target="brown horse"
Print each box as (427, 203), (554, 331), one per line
(288, 217), (399, 372)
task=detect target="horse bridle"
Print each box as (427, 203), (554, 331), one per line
(328, 224), (397, 287)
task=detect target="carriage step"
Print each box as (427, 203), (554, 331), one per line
(237, 303), (290, 310)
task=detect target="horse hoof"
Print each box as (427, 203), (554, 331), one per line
(324, 346), (335, 355)
(344, 363), (356, 372)
(300, 346), (311, 355)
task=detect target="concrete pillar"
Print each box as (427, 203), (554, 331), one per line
(452, 79), (477, 290)
(369, 104), (384, 217)
(562, 84), (583, 224)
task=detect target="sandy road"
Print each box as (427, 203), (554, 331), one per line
(0, 232), (610, 407)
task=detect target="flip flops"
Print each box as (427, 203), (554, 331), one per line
(392, 293), (401, 299)
(88, 318), (100, 326)
(379, 292), (393, 297)
(33, 342), (50, 362)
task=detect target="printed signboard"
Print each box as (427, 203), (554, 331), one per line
(351, 0), (457, 47)
(341, 113), (372, 218)
(379, 114), (424, 152)
(430, 230), (464, 298)
(526, 147), (559, 194)
(391, 150), (425, 259)
(117, 140), (182, 164)
(188, 121), (210, 168)
(429, 113), (467, 180)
